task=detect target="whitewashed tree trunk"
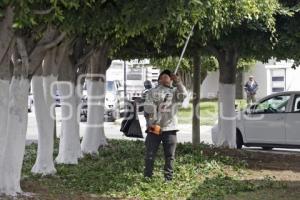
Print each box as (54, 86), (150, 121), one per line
(31, 76), (57, 175)
(0, 5), (14, 164)
(211, 46), (238, 149)
(0, 77), (30, 195)
(43, 75), (57, 128)
(216, 83), (236, 148)
(98, 82), (107, 146)
(55, 83), (82, 164)
(0, 28), (65, 196)
(0, 79), (10, 166)
(81, 80), (107, 154)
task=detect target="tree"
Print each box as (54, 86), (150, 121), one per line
(207, 2), (279, 148)
(270, 1), (300, 65)
(0, 0), (67, 194)
(179, 0), (280, 148)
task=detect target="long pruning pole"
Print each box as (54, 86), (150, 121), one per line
(174, 25), (195, 74)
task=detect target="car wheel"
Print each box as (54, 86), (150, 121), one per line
(262, 147), (273, 150)
(236, 130), (243, 149)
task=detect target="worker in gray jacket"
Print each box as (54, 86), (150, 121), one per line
(144, 69), (188, 181)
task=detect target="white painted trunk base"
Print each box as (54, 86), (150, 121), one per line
(216, 83), (236, 148)
(81, 80), (107, 154)
(55, 83), (82, 164)
(31, 76), (56, 175)
(0, 77), (30, 195)
(0, 80), (9, 176)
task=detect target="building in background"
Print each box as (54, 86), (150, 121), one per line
(201, 59), (300, 100)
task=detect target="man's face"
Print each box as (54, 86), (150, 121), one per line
(249, 77), (253, 81)
(159, 74), (171, 86)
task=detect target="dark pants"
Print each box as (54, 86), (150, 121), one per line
(144, 131), (177, 180)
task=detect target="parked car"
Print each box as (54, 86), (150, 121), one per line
(80, 80), (125, 122)
(104, 80), (124, 121)
(236, 91), (300, 150)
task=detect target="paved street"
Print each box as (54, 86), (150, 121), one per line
(26, 107), (300, 155)
(26, 107), (213, 144)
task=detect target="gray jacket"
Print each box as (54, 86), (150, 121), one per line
(144, 81), (188, 132)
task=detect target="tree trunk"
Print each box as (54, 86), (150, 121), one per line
(0, 29), (65, 195)
(0, 80), (10, 193)
(216, 47), (238, 148)
(81, 45), (110, 154)
(81, 79), (107, 154)
(55, 83), (82, 164)
(55, 51), (82, 164)
(31, 44), (67, 174)
(31, 75), (56, 175)
(235, 70), (244, 99)
(0, 77), (30, 195)
(0, 79), (9, 160)
(192, 53), (201, 145)
(0, 7), (14, 161)
(0, 42), (13, 166)
(0, 38), (31, 195)
(0, 6), (14, 62)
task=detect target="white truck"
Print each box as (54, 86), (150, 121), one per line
(106, 59), (160, 101)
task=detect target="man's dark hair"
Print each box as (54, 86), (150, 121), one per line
(158, 69), (172, 80)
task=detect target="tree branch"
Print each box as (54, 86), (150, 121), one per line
(32, 7), (54, 15)
(0, 6), (14, 62)
(56, 39), (72, 67)
(43, 32), (66, 50)
(75, 49), (94, 68)
(16, 37), (30, 77)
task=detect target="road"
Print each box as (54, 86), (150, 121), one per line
(26, 107), (300, 154)
(26, 107), (213, 144)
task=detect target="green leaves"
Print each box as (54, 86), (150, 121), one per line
(22, 139), (280, 199)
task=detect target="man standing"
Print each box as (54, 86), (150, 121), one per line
(141, 80), (152, 127)
(244, 75), (258, 106)
(144, 70), (187, 181)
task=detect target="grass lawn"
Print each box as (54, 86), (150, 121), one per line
(18, 139), (300, 200)
(178, 99), (247, 125)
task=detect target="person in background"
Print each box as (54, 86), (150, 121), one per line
(142, 80), (152, 101)
(244, 75), (258, 106)
(141, 80), (152, 127)
(144, 69), (187, 181)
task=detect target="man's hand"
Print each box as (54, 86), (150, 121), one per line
(171, 74), (181, 83)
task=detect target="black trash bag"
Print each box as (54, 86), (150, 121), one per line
(125, 118), (143, 138)
(120, 117), (131, 133)
(120, 100), (134, 132)
(120, 100), (143, 138)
